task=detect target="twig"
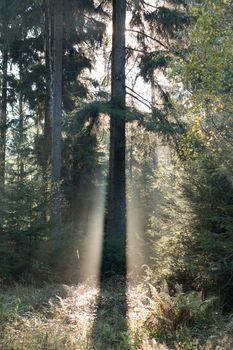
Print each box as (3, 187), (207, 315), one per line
(126, 29), (168, 50)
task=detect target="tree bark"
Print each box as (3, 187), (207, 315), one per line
(51, 0), (63, 237)
(44, 0), (52, 167)
(0, 0), (8, 185)
(41, 0), (52, 222)
(19, 82), (24, 182)
(0, 49), (7, 185)
(106, 0), (126, 275)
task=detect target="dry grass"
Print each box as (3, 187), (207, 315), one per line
(0, 283), (98, 350)
(0, 280), (232, 350)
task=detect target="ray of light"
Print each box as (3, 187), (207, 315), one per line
(79, 183), (106, 285)
(127, 195), (148, 278)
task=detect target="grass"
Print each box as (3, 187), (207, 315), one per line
(0, 278), (232, 349)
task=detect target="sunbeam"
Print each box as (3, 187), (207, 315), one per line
(80, 183), (107, 285)
(127, 195), (147, 277)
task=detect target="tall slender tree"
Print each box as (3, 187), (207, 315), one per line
(105, 0), (127, 274)
(18, 62), (24, 183)
(0, 0), (8, 185)
(43, 0), (52, 187)
(51, 0), (63, 236)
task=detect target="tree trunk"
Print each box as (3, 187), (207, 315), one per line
(51, 0), (63, 238)
(0, 49), (7, 185)
(41, 0), (52, 222)
(19, 85), (24, 182)
(106, 0), (126, 275)
(151, 72), (156, 107)
(0, 0), (8, 186)
(44, 0), (52, 167)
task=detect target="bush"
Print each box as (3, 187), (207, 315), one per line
(143, 282), (216, 344)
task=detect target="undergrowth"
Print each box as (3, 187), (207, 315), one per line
(0, 280), (232, 350)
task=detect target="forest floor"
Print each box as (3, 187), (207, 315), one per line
(0, 278), (232, 350)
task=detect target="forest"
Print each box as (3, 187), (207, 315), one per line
(0, 0), (233, 349)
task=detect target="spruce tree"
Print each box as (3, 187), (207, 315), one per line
(103, 0), (127, 276)
(50, 0), (63, 238)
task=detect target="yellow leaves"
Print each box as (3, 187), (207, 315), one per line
(191, 124), (204, 138)
(190, 115), (205, 140)
(173, 0), (232, 155)
(194, 115), (202, 123)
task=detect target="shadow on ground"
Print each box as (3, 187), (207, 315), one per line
(90, 275), (129, 350)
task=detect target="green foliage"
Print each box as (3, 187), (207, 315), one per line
(139, 52), (172, 81)
(142, 0), (233, 316)
(144, 282), (216, 345)
(145, 7), (192, 39)
(163, 0), (233, 308)
(148, 147), (233, 308)
(0, 179), (50, 280)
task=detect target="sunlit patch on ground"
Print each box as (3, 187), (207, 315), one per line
(0, 283), (99, 350)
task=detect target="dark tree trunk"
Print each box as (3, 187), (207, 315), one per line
(105, 0), (126, 275)
(0, 0), (8, 186)
(0, 49), (7, 185)
(44, 0), (52, 167)
(51, 0), (63, 237)
(41, 0), (52, 222)
(19, 86), (24, 182)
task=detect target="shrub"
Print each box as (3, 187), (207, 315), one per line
(143, 282), (216, 344)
